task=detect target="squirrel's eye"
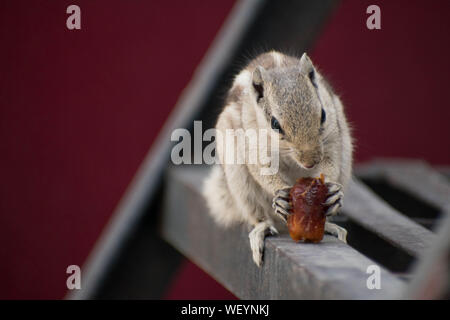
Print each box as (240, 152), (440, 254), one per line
(271, 116), (283, 134)
(253, 82), (264, 102)
(320, 108), (326, 125)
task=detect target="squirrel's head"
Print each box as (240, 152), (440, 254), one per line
(251, 53), (337, 170)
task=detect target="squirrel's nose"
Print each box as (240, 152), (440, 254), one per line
(300, 155), (321, 169)
(296, 148), (322, 169)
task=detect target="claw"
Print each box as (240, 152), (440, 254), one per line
(326, 199), (343, 216)
(324, 190), (343, 206)
(274, 199), (291, 210)
(274, 207), (289, 223)
(273, 186), (293, 223)
(325, 221), (347, 242)
(324, 181), (344, 216)
(326, 182), (343, 195)
(269, 225), (279, 235)
(275, 187), (291, 199)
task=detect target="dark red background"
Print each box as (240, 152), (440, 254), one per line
(311, 0), (450, 164)
(0, 0), (449, 299)
(0, 0), (235, 299)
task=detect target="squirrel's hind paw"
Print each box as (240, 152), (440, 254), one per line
(249, 221), (278, 267)
(325, 221), (348, 243)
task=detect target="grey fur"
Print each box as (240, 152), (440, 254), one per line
(203, 51), (353, 266)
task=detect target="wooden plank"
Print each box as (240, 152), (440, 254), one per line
(435, 165), (450, 180)
(160, 166), (405, 299)
(355, 159), (450, 211)
(343, 178), (435, 257)
(402, 210), (450, 299)
(342, 179), (434, 256)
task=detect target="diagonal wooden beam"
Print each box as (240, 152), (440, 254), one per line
(355, 159), (450, 212)
(343, 178), (435, 257)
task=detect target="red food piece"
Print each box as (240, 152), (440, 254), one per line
(287, 174), (328, 243)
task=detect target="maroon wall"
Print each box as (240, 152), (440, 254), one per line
(0, 0), (235, 299)
(311, 0), (450, 164)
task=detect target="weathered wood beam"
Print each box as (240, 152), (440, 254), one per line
(343, 178), (435, 257)
(355, 159), (450, 212)
(160, 166), (405, 299)
(402, 210), (450, 299)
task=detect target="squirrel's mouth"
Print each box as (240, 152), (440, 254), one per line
(290, 155), (317, 170)
(290, 152), (322, 170)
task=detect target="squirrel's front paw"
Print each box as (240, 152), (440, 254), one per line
(272, 186), (292, 223)
(324, 181), (344, 216)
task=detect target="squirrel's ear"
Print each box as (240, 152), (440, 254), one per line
(299, 53), (315, 75)
(252, 66), (265, 86)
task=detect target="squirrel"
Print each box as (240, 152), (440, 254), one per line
(202, 51), (353, 266)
